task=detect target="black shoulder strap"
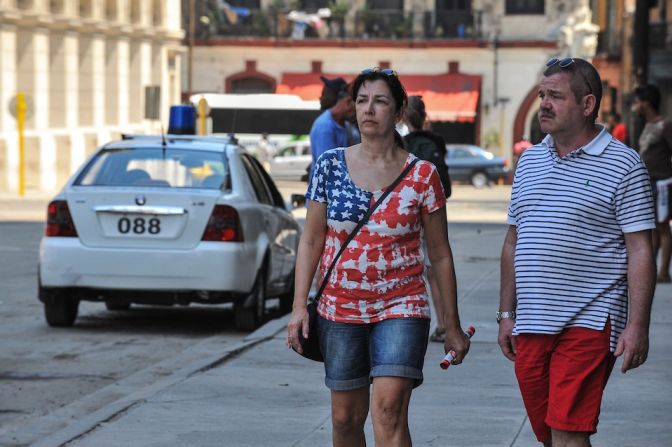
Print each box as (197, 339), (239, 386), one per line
(314, 158), (419, 301)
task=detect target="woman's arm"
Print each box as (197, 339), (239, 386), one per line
(422, 206), (470, 364)
(287, 200), (327, 352)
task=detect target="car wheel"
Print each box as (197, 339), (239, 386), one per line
(41, 288), (79, 327)
(471, 171), (489, 188)
(234, 266), (267, 331)
(105, 302), (131, 311)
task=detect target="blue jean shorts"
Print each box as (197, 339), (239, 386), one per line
(317, 315), (430, 391)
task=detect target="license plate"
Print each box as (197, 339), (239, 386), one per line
(98, 213), (183, 239)
(116, 216), (162, 235)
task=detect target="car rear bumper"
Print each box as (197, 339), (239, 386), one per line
(39, 237), (257, 293)
(486, 167), (510, 179)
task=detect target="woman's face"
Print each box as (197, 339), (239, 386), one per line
(355, 79), (401, 139)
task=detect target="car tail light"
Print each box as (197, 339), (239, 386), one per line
(503, 159), (509, 167)
(202, 205), (243, 242)
(46, 200), (78, 237)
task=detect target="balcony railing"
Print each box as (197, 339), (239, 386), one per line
(196, 8), (481, 41)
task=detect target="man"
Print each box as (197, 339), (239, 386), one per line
(498, 57), (656, 447)
(309, 87), (354, 174)
(319, 75), (347, 111)
(632, 84), (672, 283)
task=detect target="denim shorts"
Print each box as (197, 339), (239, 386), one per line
(317, 315), (430, 391)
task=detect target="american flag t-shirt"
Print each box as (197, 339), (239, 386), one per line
(307, 148), (446, 324)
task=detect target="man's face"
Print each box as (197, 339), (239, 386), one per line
(631, 96), (645, 116)
(537, 72), (587, 135)
(319, 87), (338, 110)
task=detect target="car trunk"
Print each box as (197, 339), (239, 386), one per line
(66, 187), (220, 250)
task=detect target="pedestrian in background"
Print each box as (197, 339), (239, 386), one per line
(403, 95), (452, 343)
(288, 67), (470, 447)
(319, 75), (347, 111)
(308, 82), (354, 179)
(256, 132), (275, 172)
(632, 84), (672, 283)
(499, 57), (656, 447)
(605, 111), (628, 144)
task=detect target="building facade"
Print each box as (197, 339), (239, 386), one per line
(0, 0), (184, 193)
(187, 0), (607, 162)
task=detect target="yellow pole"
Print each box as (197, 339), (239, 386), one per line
(17, 93), (26, 197)
(198, 97), (207, 135)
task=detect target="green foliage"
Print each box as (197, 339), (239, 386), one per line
(329, 1), (350, 21)
(484, 129), (500, 149)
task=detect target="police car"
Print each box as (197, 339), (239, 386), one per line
(38, 128), (300, 331)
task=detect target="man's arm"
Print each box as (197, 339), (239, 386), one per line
(614, 229), (656, 373)
(498, 225), (518, 361)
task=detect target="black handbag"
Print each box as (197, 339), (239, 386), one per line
(295, 158), (419, 362)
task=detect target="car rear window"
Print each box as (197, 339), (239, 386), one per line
(74, 148), (229, 189)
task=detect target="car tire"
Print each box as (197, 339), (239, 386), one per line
(471, 171), (489, 188)
(42, 288), (79, 327)
(105, 302), (131, 311)
(234, 266), (267, 331)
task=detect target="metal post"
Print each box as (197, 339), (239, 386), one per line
(17, 93), (26, 197)
(633, 0), (650, 86)
(187, 0), (195, 99)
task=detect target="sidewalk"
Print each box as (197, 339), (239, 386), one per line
(18, 223), (672, 447)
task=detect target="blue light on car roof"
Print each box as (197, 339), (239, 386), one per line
(168, 105), (196, 135)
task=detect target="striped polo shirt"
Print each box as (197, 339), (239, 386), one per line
(508, 126), (655, 351)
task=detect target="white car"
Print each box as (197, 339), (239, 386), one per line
(268, 141), (312, 181)
(38, 134), (300, 331)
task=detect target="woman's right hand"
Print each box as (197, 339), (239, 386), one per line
(287, 303), (309, 352)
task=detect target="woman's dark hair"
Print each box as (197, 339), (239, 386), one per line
(634, 84), (661, 112)
(351, 68), (408, 146)
(405, 96), (427, 130)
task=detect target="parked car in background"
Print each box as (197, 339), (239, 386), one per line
(38, 134), (300, 331)
(444, 144), (509, 188)
(268, 140), (312, 181)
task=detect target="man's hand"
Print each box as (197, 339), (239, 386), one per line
(497, 319), (516, 362)
(614, 323), (649, 373)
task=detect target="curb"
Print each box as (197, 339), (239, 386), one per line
(21, 315), (290, 447)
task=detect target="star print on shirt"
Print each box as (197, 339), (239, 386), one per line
(304, 147), (446, 325)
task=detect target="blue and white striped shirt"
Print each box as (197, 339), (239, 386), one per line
(508, 126), (655, 350)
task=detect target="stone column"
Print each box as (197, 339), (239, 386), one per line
(0, 24), (17, 191)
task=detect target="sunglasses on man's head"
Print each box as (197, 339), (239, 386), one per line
(360, 67), (398, 77)
(545, 57), (593, 95)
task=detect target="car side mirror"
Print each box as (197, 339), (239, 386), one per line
(290, 194), (306, 209)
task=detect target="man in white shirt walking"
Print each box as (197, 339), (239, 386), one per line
(498, 57), (656, 447)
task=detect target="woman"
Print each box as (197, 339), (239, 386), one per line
(403, 95), (452, 343)
(287, 68), (470, 447)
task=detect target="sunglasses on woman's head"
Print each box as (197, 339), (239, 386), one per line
(545, 57), (593, 95)
(360, 67), (398, 77)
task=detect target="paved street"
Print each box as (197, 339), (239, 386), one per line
(1, 184), (670, 446)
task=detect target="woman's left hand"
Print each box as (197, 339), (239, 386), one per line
(443, 326), (471, 365)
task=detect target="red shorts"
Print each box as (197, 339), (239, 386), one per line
(514, 320), (616, 443)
